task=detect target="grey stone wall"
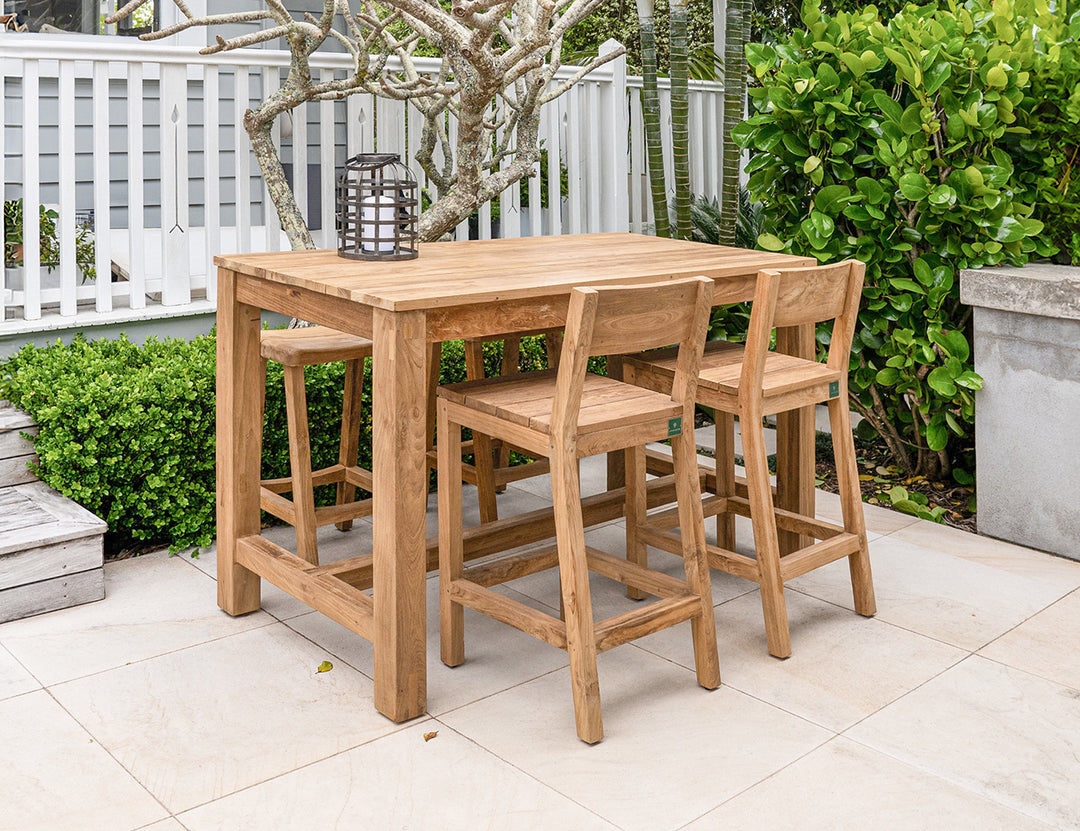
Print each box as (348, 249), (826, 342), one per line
(961, 265), (1080, 560)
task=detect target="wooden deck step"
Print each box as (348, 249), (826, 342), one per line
(1, 405), (39, 487)
(0, 481), (107, 624)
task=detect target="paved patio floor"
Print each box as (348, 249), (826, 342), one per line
(3, 450), (1080, 831)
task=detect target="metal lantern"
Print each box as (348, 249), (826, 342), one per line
(337, 153), (419, 261)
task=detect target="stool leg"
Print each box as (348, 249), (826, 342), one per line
(284, 364), (319, 565)
(742, 403), (791, 659)
(551, 448), (603, 744)
(543, 331), (563, 369)
(624, 444), (648, 600)
(828, 395), (876, 616)
(336, 357), (365, 532)
(438, 400), (466, 668)
(492, 337), (522, 492)
(715, 412), (736, 551)
(465, 339), (499, 523)
(672, 425), (721, 690)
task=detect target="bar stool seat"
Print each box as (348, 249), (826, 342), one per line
(260, 326), (374, 566)
(261, 326), (558, 566)
(629, 339), (843, 410)
(441, 370), (682, 442)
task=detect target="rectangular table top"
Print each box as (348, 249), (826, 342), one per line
(214, 233), (814, 313)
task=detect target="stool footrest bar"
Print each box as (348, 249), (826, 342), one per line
(448, 579), (567, 650)
(594, 595), (701, 653)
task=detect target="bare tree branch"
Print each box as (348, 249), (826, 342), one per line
(108, 0), (618, 244)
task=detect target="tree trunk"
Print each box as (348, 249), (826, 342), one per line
(636, 0), (670, 238)
(718, 0), (748, 245)
(245, 114), (315, 251)
(669, 0), (691, 239)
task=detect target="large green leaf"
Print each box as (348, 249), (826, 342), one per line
(992, 216), (1027, 242)
(925, 420), (949, 451)
(924, 60), (953, 94)
(898, 172), (931, 200)
(927, 366), (957, 397)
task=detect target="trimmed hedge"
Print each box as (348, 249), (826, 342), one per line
(0, 331), (554, 554)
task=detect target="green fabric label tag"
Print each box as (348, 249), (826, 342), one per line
(829, 381), (840, 398)
(668, 417), (682, 437)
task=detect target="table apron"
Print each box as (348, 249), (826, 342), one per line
(235, 272), (374, 340)
(234, 270), (764, 346)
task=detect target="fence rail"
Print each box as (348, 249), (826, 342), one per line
(1, 33), (724, 331)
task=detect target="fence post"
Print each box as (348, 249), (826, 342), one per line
(160, 62), (191, 306)
(22, 61), (41, 321)
(600, 39), (629, 233)
(93, 60), (113, 313)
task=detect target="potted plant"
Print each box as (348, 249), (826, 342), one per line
(4, 198), (96, 281)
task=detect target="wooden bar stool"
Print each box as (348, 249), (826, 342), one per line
(436, 277), (720, 744)
(262, 326), (557, 566)
(260, 326), (375, 565)
(622, 261), (875, 658)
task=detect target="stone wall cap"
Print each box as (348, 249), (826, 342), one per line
(960, 264), (1080, 321)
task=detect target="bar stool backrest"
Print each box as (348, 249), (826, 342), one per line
(740, 261), (866, 394)
(551, 277), (714, 444)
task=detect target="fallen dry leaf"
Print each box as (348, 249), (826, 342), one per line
(423, 731), (438, 742)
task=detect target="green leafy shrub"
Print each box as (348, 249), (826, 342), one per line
(0, 331), (560, 554)
(733, 0), (1073, 480)
(1013, 2), (1080, 265)
(1, 335), (219, 553)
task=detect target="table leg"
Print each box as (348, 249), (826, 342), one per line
(372, 308), (428, 722)
(775, 323), (816, 555)
(215, 267), (262, 615)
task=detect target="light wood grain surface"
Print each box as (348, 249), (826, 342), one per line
(216, 233), (812, 313)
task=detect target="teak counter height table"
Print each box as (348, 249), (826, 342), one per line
(214, 233), (815, 723)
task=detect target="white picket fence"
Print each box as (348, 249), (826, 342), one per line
(0, 33), (724, 332)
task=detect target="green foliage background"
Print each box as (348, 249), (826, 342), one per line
(734, 0), (1079, 480)
(560, 0), (715, 73)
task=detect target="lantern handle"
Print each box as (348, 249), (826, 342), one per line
(346, 153), (401, 169)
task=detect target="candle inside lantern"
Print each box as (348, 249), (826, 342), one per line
(360, 194), (397, 253)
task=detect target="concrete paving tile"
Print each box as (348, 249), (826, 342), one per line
(0, 551), (273, 686)
(848, 655), (1080, 829)
(979, 587), (1080, 691)
(890, 520), (1080, 588)
(0, 690), (166, 831)
(789, 535), (1069, 651)
(440, 647), (830, 831)
(0, 643), (40, 700)
(636, 590), (965, 731)
(684, 736), (1056, 831)
(286, 575), (570, 715)
(50, 624), (406, 813)
(179, 722), (618, 831)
